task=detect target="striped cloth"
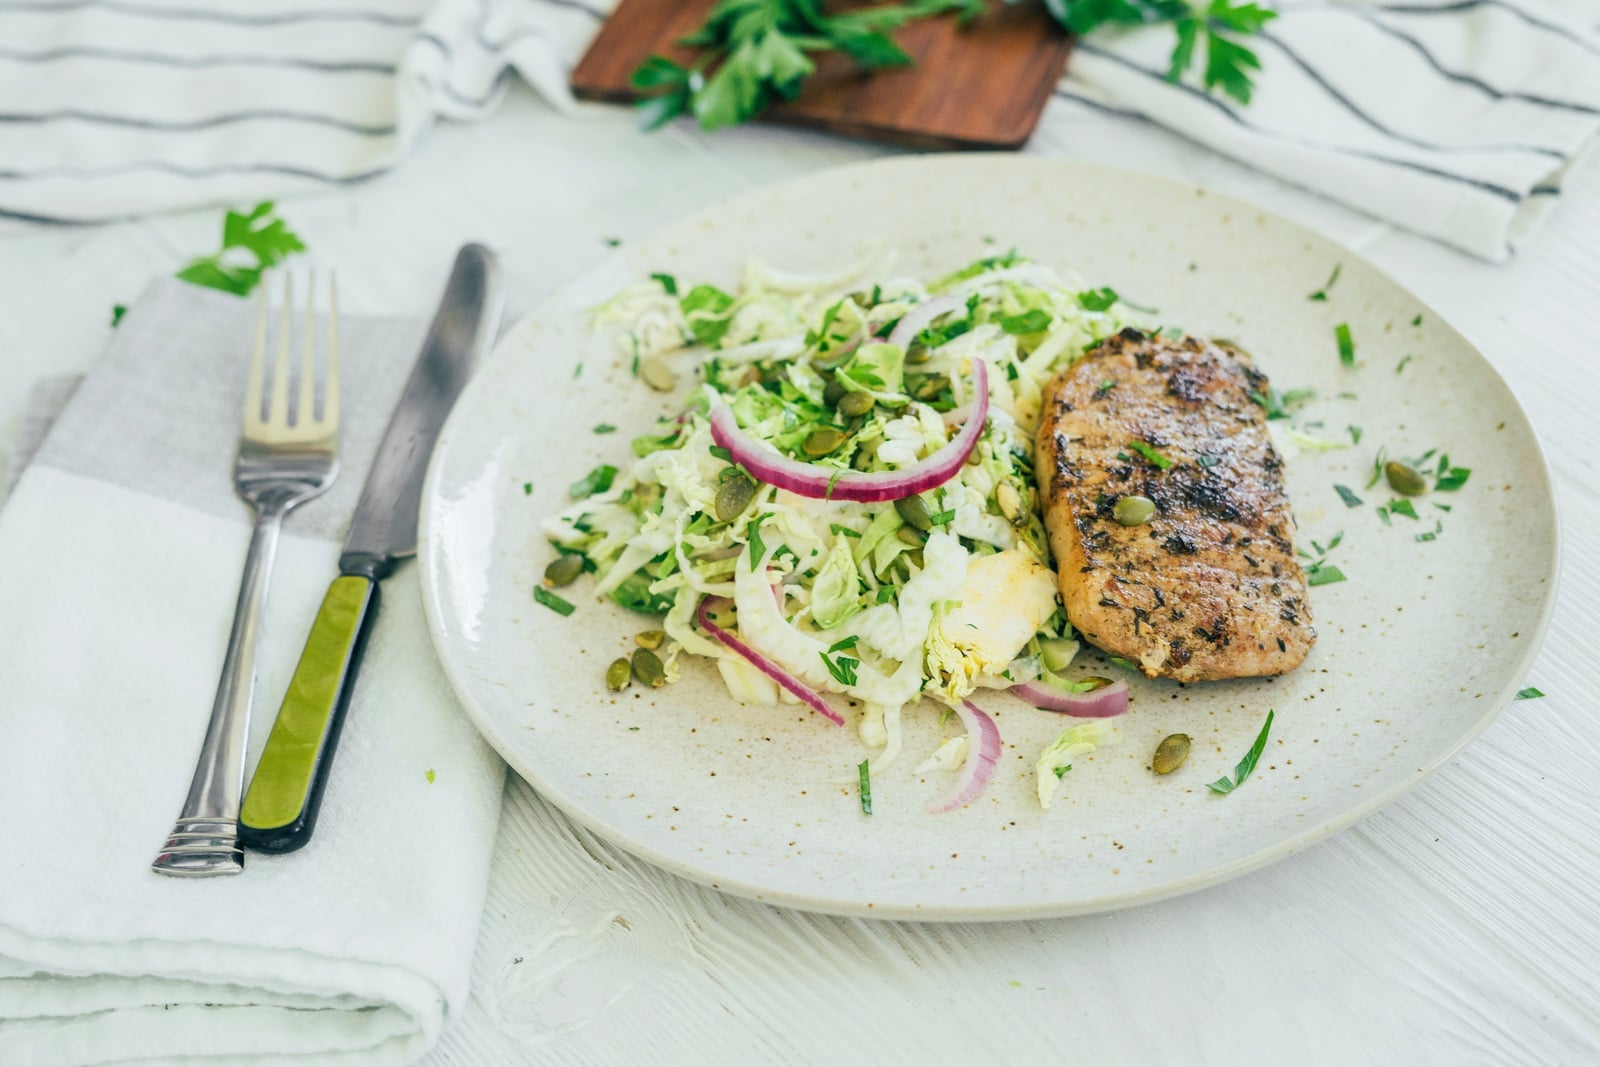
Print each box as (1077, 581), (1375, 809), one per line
(0, 0), (1596, 258)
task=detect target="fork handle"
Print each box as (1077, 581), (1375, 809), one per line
(238, 574), (378, 853)
(152, 506), (285, 876)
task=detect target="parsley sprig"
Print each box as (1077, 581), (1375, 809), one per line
(176, 201), (306, 297)
(1046, 0), (1277, 104)
(633, 0), (1276, 132)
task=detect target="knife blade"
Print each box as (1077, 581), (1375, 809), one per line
(238, 244), (503, 853)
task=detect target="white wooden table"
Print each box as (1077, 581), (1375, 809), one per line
(3, 91), (1596, 1065)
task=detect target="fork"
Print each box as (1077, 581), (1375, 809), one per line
(152, 275), (340, 877)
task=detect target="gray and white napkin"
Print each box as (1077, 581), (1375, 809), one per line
(0, 0), (1596, 261)
(0, 278), (506, 1066)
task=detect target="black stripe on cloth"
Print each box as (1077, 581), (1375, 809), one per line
(1529, 185), (1560, 196)
(0, 0), (421, 27)
(1367, 0), (1599, 57)
(1256, 29), (1568, 159)
(0, 158), (390, 185)
(1309, 7), (1599, 115)
(410, 32), (516, 111)
(0, 45), (395, 75)
(0, 108), (395, 136)
(1075, 43), (1526, 203)
(1052, 86), (1157, 125)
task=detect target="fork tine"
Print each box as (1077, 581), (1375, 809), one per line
(322, 272), (340, 431)
(269, 274), (292, 428)
(299, 269), (317, 427)
(244, 287), (267, 428)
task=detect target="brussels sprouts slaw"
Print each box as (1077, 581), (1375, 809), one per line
(544, 250), (1136, 809)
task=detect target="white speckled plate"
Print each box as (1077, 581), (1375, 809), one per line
(420, 156), (1558, 921)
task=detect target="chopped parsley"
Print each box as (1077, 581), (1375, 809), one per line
(533, 586), (576, 616)
(569, 464), (618, 499)
(1097, 378), (1117, 395)
(1077, 287), (1119, 312)
(999, 309), (1052, 334)
(650, 272), (678, 295)
(1053, 764), (1073, 779)
(928, 508), (957, 526)
(1307, 263), (1341, 301)
(1515, 687), (1544, 701)
(1127, 440), (1173, 470)
(1334, 484), (1363, 508)
(593, 423), (617, 434)
(1396, 355), (1414, 374)
(709, 445), (732, 462)
(1109, 656), (1139, 671)
(747, 517), (768, 571)
(573, 362), (584, 380)
(828, 635), (859, 653)
(1434, 462), (1471, 492)
(829, 523), (861, 538)
(1348, 424), (1363, 445)
(425, 768), (435, 783)
(820, 650), (860, 686)
(1415, 520), (1442, 542)
(110, 304), (127, 327)
(876, 586), (896, 604)
(1249, 386), (1315, 420)
(1306, 563), (1346, 586)
(1412, 313), (1423, 326)
(858, 759), (872, 815)
(1335, 322), (1355, 367)
(1207, 709), (1274, 794)
(1386, 497), (1419, 520)
(522, 482), (533, 495)
(603, 236), (622, 247)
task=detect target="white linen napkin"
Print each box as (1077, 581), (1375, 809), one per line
(0, 0), (1596, 261)
(0, 278), (506, 1066)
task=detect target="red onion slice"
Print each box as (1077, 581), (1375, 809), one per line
(932, 700), (1002, 812)
(696, 597), (845, 726)
(1012, 679), (1129, 718)
(887, 294), (964, 351)
(708, 358), (988, 503)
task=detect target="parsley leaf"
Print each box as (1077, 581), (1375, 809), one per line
(110, 303), (128, 327)
(1077, 287), (1119, 312)
(820, 650), (860, 686)
(1127, 439), (1174, 470)
(1387, 497), (1419, 520)
(1207, 709), (1274, 794)
(858, 758), (873, 815)
(593, 423), (617, 434)
(1306, 563), (1346, 586)
(650, 272), (679, 295)
(1308, 263), (1341, 301)
(1335, 322), (1355, 367)
(1516, 686), (1544, 700)
(533, 586), (576, 616)
(175, 201), (305, 297)
(999, 309), (1053, 335)
(1333, 484), (1363, 508)
(1396, 354), (1414, 374)
(569, 464), (618, 499)
(1435, 464), (1471, 492)
(747, 516), (768, 571)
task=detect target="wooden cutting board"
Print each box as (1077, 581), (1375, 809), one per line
(570, 0), (1072, 150)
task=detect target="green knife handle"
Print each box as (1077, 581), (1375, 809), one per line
(239, 574), (378, 853)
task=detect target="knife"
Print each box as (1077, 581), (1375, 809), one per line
(238, 244), (503, 853)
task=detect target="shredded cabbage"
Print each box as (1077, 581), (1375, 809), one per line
(549, 251), (1144, 806)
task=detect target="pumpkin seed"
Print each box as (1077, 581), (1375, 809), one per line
(635, 630), (665, 650)
(838, 390), (875, 418)
(631, 647), (666, 687)
(1076, 676), (1114, 690)
(894, 494), (933, 530)
(638, 356), (678, 392)
(803, 428), (847, 457)
(1113, 495), (1156, 526)
(605, 657), (631, 692)
(1384, 461), (1428, 496)
(1152, 733), (1191, 775)
(715, 475), (756, 522)
(543, 553), (583, 587)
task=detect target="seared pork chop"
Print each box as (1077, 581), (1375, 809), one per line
(1036, 329), (1314, 682)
